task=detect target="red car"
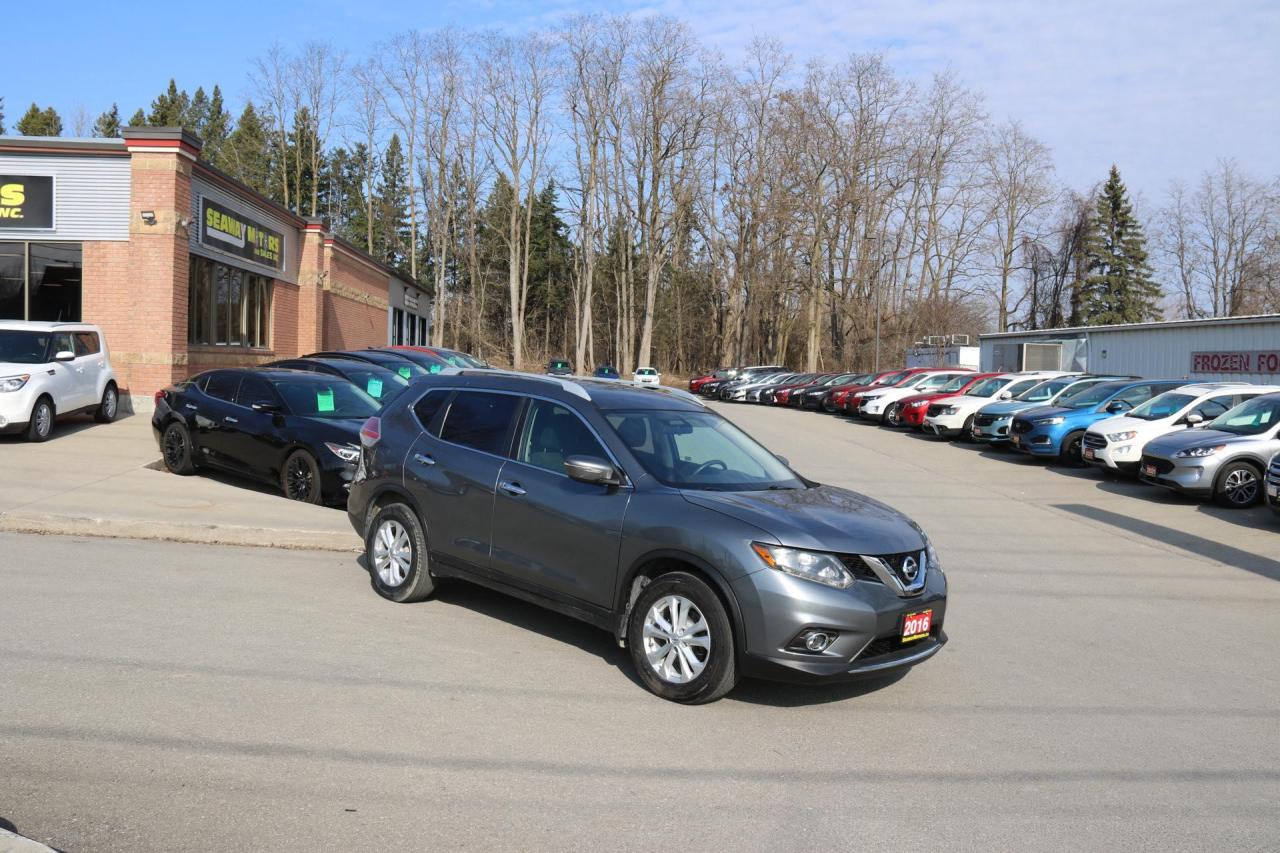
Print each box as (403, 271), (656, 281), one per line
(773, 373), (836, 406)
(689, 368), (733, 393)
(824, 369), (906, 413)
(894, 372), (1001, 430)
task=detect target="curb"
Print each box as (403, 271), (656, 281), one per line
(0, 512), (359, 553)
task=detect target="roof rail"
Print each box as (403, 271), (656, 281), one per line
(435, 367), (592, 401)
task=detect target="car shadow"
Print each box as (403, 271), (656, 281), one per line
(0, 816), (65, 853)
(727, 669), (907, 707)
(143, 457), (346, 510)
(0, 410), (135, 444)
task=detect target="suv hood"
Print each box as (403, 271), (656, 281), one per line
(978, 399), (1042, 416)
(1144, 428), (1259, 457)
(0, 360), (45, 374)
(682, 485), (924, 555)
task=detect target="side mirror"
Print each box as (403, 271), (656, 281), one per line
(564, 455), (622, 487)
(1106, 400), (1131, 413)
(54, 350), (75, 362)
(251, 401), (282, 414)
(997, 390), (1012, 400)
(1184, 412), (1204, 427)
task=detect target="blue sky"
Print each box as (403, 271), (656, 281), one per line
(6, 0), (1278, 208)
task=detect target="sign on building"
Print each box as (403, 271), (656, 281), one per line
(0, 175), (54, 229)
(200, 197), (283, 271)
(1191, 351), (1280, 375)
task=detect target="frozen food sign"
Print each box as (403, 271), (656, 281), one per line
(1191, 350), (1280, 375)
(200, 197), (283, 271)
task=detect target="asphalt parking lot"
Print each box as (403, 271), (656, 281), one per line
(2, 401), (1277, 851)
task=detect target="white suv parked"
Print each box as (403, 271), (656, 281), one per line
(923, 372), (1070, 439)
(633, 366), (661, 386)
(1083, 382), (1280, 473)
(0, 321), (119, 441)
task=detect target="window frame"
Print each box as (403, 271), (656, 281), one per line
(437, 389), (526, 459)
(510, 397), (613, 478)
(189, 255), (273, 349)
(0, 241), (83, 322)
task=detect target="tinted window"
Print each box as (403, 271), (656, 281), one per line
(203, 372), (241, 401)
(412, 390), (450, 433)
(1193, 397), (1231, 420)
(345, 366), (407, 401)
(440, 391), (520, 455)
(1130, 392), (1195, 420)
(49, 332), (74, 357)
(516, 400), (608, 474)
(1063, 381), (1129, 408)
(1005, 379), (1042, 397)
(1113, 384), (1157, 407)
(275, 380), (379, 420)
(73, 332), (100, 356)
(0, 329), (52, 364)
(235, 376), (277, 408)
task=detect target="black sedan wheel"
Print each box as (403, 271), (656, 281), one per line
(161, 422), (197, 475)
(281, 450), (324, 504)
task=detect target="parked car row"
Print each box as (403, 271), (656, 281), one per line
(689, 364), (1280, 517)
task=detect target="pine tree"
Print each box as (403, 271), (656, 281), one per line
(377, 134), (412, 271)
(148, 79), (190, 127)
(223, 102), (272, 194)
(1078, 166), (1162, 325)
(201, 85), (231, 167)
(16, 103), (62, 136)
(92, 103), (122, 138)
(0, 97), (6, 135)
(187, 87), (210, 133)
(127, 108), (146, 128)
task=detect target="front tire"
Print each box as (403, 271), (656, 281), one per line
(25, 396), (54, 442)
(367, 503), (435, 603)
(1214, 461), (1262, 508)
(627, 572), (737, 704)
(1058, 431), (1085, 467)
(884, 402), (902, 427)
(281, 449), (324, 504)
(95, 383), (119, 423)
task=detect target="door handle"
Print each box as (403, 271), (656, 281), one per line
(184, 404), (198, 411)
(499, 481), (526, 497)
(224, 416), (239, 424)
(413, 452), (435, 466)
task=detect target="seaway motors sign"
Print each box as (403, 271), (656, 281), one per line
(200, 197), (283, 271)
(0, 175), (55, 228)
(1191, 350), (1280, 375)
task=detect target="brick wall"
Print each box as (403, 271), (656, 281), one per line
(322, 243), (390, 350)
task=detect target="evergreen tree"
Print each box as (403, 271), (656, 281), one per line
(187, 86), (210, 133)
(92, 103), (122, 138)
(127, 108), (146, 128)
(0, 97), (6, 134)
(223, 102), (272, 194)
(201, 85), (231, 167)
(1078, 166), (1162, 324)
(16, 103), (62, 136)
(147, 79), (190, 127)
(377, 134), (412, 271)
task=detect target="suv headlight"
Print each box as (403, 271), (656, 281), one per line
(0, 374), (31, 393)
(1107, 430), (1138, 442)
(941, 405), (959, 415)
(1174, 444), (1225, 459)
(1036, 416), (1065, 425)
(909, 400), (929, 408)
(751, 543), (854, 589)
(324, 442), (361, 463)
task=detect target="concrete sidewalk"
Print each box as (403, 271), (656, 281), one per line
(0, 415), (358, 551)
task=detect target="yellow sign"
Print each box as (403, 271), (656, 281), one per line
(0, 176), (54, 228)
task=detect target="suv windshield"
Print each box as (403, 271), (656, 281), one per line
(1129, 392), (1196, 421)
(606, 410), (803, 491)
(1017, 378), (1071, 402)
(549, 361), (570, 370)
(275, 380), (380, 420)
(1054, 379), (1103, 403)
(636, 368), (657, 376)
(965, 377), (1009, 397)
(938, 374), (974, 392)
(1062, 381), (1128, 409)
(0, 330), (52, 364)
(914, 373), (958, 390)
(1208, 395), (1280, 435)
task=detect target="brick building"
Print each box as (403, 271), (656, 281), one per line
(0, 127), (429, 410)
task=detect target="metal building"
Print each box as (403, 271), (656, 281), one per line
(979, 314), (1280, 383)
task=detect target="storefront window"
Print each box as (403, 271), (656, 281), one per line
(392, 308), (405, 345)
(0, 242), (83, 321)
(419, 317), (428, 344)
(189, 255), (272, 348)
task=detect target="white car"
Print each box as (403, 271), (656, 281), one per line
(857, 370), (974, 422)
(633, 366), (661, 386)
(923, 371), (1070, 439)
(0, 321), (119, 442)
(1083, 382), (1280, 473)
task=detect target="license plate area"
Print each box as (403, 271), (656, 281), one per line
(1142, 463), (1157, 477)
(902, 609), (932, 641)
(1083, 447), (1096, 460)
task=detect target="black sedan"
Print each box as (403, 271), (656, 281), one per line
(306, 350), (433, 381)
(265, 357), (410, 405)
(152, 368), (380, 504)
(593, 365), (620, 379)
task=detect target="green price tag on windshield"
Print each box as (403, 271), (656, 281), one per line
(367, 378), (384, 398)
(317, 389), (335, 413)
(398, 366), (412, 379)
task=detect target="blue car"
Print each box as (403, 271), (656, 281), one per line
(1009, 379), (1185, 465)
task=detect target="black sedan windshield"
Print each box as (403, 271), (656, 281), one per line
(275, 380), (380, 420)
(606, 410), (803, 491)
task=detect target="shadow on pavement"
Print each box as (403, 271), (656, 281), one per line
(1052, 502), (1280, 582)
(143, 457), (346, 509)
(728, 669), (906, 707)
(0, 411), (135, 445)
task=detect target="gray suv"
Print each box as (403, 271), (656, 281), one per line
(348, 370), (947, 703)
(1140, 392), (1280, 508)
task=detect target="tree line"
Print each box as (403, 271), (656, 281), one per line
(4, 18), (1279, 374)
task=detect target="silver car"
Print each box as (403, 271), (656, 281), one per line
(1139, 392), (1280, 508)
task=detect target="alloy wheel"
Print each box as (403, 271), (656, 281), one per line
(1223, 467), (1259, 506)
(642, 594), (711, 684)
(285, 457), (314, 501)
(34, 403), (52, 437)
(886, 403), (900, 426)
(372, 519), (413, 586)
(162, 426), (186, 468)
(104, 388), (118, 419)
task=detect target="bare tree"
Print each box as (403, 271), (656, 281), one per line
(250, 43), (299, 209)
(296, 41), (347, 218)
(350, 59), (383, 254)
(375, 31), (428, 280)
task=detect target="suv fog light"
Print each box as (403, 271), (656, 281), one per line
(789, 629), (838, 654)
(806, 632), (833, 651)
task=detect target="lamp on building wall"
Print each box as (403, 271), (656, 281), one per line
(139, 210), (157, 225)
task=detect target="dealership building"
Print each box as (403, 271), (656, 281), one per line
(0, 128), (430, 410)
(980, 314), (1280, 383)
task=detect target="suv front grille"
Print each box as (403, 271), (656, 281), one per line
(858, 629), (933, 662)
(974, 414), (997, 427)
(1266, 455), (1280, 484)
(1141, 455), (1174, 475)
(1011, 418), (1033, 435)
(1083, 432), (1108, 449)
(839, 555), (882, 583)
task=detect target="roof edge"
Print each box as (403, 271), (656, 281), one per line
(980, 313), (1280, 339)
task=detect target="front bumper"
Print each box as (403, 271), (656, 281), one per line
(0, 385), (39, 433)
(1138, 456), (1216, 497)
(1009, 426), (1063, 456)
(1081, 437), (1142, 471)
(972, 415), (1013, 443)
(858, 398), (889, 420)
(923, 412), (966, 436)
(730, 561), (948, 683)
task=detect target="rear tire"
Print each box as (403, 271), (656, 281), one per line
(367, 503), (435, 603)
(161, 421), (197, 475)
(94, 383), (119, 423)
(627, 571), (738, 704)
(281, 449), (324, 504)
(884, 402), (902, 427)
(1214, 461), (1262, 508)
(25, 396), (54, 442)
